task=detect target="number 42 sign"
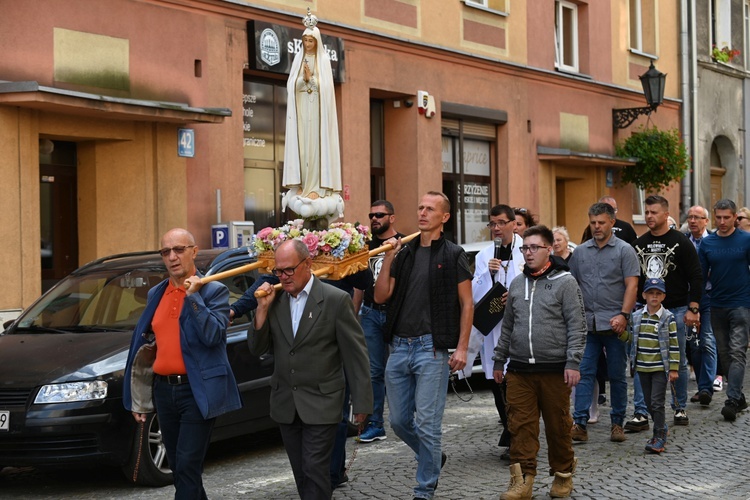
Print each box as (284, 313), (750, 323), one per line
(178, 128), (195, 158)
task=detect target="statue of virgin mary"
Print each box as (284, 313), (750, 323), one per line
(282, 9), (344, 221)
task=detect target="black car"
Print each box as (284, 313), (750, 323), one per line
(0, 247), (276, 486)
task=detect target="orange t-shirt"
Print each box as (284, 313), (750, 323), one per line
(152, 281), (188, 376)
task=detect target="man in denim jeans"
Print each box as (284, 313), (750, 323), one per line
(354, 200), (402, 443)
(685, 205), (718, 407)
(374, 191), (473, 500)
(698, 199), (750, 421)
(569, 203), (640, 443)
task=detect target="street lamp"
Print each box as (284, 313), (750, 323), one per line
(612, 61), (666, 129)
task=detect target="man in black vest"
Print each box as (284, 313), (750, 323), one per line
(374, 191), (473, 500)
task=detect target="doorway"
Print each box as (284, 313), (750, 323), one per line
(40, 140), (78, 292)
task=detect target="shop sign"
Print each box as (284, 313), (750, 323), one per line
(247, 20), (346, 82)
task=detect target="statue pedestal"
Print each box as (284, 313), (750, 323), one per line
(258, 249), (369, 281)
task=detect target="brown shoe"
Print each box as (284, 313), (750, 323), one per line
(610, 424), (626, 442)
(570, 423), (588, 442)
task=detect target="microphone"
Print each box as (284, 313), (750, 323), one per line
(491, 238), (502, 279)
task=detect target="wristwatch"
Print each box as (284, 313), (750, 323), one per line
(688, 306), (700, 314)
(619, 312), (631, 321)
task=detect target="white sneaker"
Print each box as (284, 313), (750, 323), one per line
(714, 376), (724, 392)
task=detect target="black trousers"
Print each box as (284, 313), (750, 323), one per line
(279, 413), (339, 500)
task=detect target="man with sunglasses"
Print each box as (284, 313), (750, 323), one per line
(493, 225), (586, 499)
(124, 228), (242, 499)
(250, 239), (372, 500)
(354, 200), (402, 444)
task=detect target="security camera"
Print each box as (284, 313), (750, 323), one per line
(404, 99), (414, 108)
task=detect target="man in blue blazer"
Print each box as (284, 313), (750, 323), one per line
(123, 228), (242, 499)
(250, 239), (372, 500)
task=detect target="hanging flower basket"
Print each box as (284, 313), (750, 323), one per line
(615, 126), (690, 193)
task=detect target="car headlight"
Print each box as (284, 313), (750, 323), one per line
(34, 381), (108, 403)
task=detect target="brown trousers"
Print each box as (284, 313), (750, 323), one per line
(506, 371), (575, 477)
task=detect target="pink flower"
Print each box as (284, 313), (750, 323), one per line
(257, 227), (273, 240)
(301, 233), (320, 257)
(321, 244), (332, 253)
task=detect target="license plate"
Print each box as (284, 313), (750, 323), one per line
(0, 410), (8, 431)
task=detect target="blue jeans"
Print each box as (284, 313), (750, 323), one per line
(634, 305), (689, 414)
(711, 307), (750, 402)
(689, 298), (717, 394)
(360, 305), (388, 427)
(385, 334), (450, 500)
(153, 377), (215, 500)
(573, 332), (628, 427)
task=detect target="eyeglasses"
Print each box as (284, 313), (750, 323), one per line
(686, 215), (707, 221)
(487, 220), (511, 229)
(159, 245), (195, 257)
(271, 259), (306, 277)
(738, 216), (748, 221)
(368, 212), (392, 219)
(515, 208), (528, 214)
(519, 245), (549, 254)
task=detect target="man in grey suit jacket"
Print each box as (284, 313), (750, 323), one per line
(249, 239), (372, 500)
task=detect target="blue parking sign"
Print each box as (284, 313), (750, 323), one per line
(212, 224), (229, 248)
(178, 128), (195, 157)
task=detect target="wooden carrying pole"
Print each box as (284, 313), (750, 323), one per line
(254, 231), (421, 298)
(196, 259), (269, 285)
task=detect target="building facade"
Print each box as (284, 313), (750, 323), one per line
(0, 0), (683, 316)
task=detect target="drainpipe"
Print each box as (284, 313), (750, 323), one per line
(679, 0), (694, 218)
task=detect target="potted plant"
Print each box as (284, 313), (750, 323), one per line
(712, 44), (741, 63)
(615, 126), (690, 192)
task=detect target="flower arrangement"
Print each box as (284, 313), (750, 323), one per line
(616, 126), (690, 193)
(253, 220), (371, 260)
(712, 45), (741, 63)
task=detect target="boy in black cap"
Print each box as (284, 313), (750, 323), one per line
(630, 278), (679, 453)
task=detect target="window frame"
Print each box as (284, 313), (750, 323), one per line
(555, 0), (579, 73)
(463, 0), (509, 16)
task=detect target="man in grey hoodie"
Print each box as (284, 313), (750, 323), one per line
(493, 225), (587, 500)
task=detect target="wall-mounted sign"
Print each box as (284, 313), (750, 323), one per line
(248, 20), (346, 82)
(178, 128), (195, 158)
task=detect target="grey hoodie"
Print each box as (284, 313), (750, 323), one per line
(493, 259), (587, 373)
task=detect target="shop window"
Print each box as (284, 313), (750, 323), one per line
(555, 1), (579, 72)
(629, 0), (657, 56)
(370, 99), (386, 202)
(441, 124), (494, 244)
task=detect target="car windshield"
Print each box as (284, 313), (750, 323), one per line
(15, 268), (168, 332)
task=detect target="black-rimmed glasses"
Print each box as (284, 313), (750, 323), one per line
(487, 220), (511, 228)
(159, 245), (195, 257)
(519, 245), (549, 254)
(271, 259), (306, 277)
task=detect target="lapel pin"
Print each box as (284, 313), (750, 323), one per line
(308, 312), (312, 319)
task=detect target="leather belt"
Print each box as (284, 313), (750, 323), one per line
(364, 301), (387, 311)
(158, 374), (189, 385)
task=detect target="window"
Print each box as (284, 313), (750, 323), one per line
(555, 1), (579, 72)
(745, 0), (750, 67)
(711, 0), (732, 49)
(464, 0), (509, 14)
(629, 0), (656, 56)
(631, 187), (646, 224)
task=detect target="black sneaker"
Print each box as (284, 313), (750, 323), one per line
(739, 394), (748, 411)
(624, 413), (649, 432)
(674, 410), (689, 426)
(698, 390), (712, 407)
(598, 394), (607, 405)
(722, 399), (740, 421)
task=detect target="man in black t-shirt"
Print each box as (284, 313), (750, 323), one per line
(354, 200), (402, 444)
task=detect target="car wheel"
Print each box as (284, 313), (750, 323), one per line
(122, 413), (173, 486)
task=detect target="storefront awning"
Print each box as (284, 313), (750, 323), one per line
(537, 146), (636, 167)
(0, 81), (231, 123)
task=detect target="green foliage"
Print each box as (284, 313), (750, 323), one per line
(615, 126), (690, 193)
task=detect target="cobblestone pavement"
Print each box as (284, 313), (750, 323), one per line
(3, 374), (750, 499)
